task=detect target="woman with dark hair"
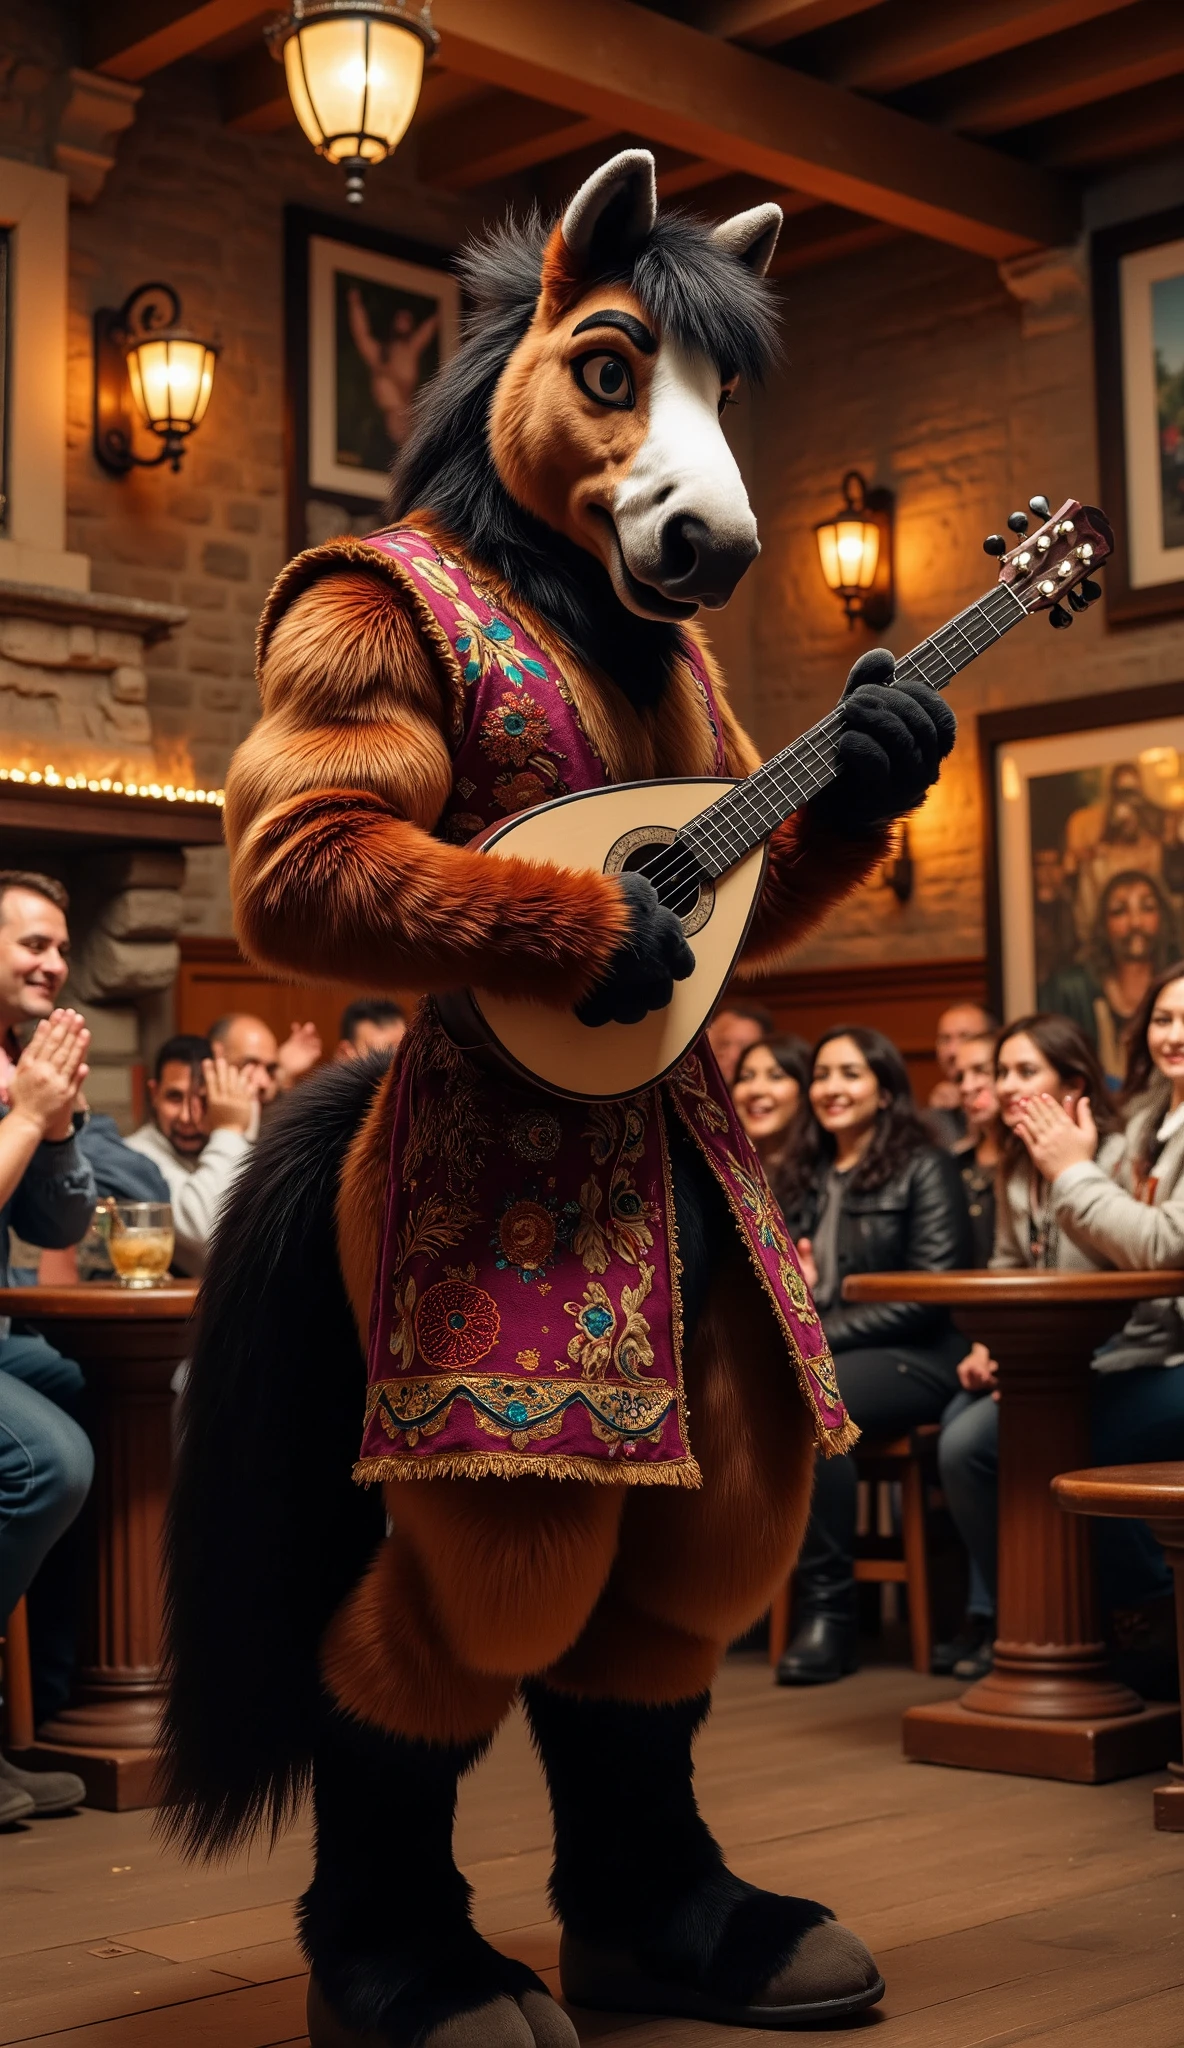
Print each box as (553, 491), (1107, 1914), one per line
(731, 1032), (811, 1178)
(773, 1026), (971, 1686)
(936, 1013), (1125, 1680)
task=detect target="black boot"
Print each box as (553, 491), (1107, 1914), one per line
(523, 1682), (883, 2029)
(301, 1707), (577, 2048)
(775, 1614), (859, 1686)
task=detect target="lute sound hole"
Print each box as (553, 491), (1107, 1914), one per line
(603, 826), (715, 937)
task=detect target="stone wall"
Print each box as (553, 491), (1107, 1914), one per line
(732, 211), (1184, 969)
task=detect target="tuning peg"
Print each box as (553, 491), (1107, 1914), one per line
(1067, 588), (1088, 612)
(1049, 604), (1072, 629)
(1029, 494), (1051, 519)
(1080, 577), (1102, 603)
(983, 533), (1008, 557)
(1007, 510), (1029, 534)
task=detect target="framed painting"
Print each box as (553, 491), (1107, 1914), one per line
(980, 682), (1184, 1083)
(1094, 204), (1184, 625)
(284, 206), (460, 555)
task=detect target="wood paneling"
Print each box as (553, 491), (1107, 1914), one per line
(177, 937), (416, 1059)
(749, 954), (989, 1103)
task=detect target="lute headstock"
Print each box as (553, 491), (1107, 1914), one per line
(983, 494), (1113, 627)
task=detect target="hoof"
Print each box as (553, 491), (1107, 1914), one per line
(560, 1924), (885, 2029)
(307, 1977), (579, 2048)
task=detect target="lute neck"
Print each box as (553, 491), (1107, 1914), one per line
(680, 578), (1030, 880)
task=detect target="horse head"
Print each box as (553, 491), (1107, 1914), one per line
(488, 150), (781, 622)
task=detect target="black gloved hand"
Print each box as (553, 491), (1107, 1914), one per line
(576, 871), (695, 1028)
(810, 646), (956, 834)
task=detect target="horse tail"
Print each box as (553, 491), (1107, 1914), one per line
(156, 1056), (388, 1860)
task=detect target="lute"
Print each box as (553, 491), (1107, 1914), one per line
(437, 495), (1113, 1101)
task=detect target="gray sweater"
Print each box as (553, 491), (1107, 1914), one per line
(1052, 1094), (1184, 1371)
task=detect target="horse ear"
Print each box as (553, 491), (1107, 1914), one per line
(711, 203), (783, 278)
(561, 149), (658, 271)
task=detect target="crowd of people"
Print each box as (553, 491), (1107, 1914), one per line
(711, 983), (1184, 1694)
(3, 852), (1182, 1819)
(0, 867), (407, 1824)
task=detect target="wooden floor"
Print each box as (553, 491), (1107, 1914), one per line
(3, 1656), (1183, 2047)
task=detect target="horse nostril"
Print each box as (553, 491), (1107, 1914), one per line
(659, 514), (704, 584)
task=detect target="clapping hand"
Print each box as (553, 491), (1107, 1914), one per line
(277, 1021), (322, 1087)
(795, 1235), (819, 1292)
(201, 1055), (255, 1135)
(1014, 1091), (1097, 1181)
(9, 1009), (90, 1141)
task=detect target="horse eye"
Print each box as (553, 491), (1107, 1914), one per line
(573, 353), (634, 409)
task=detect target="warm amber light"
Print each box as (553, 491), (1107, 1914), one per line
(814, 469), (892, 628)
(0, 763), (223, 807)
(816, 516), (879, 596)
(126, 334), (217, 439)
(271, 3), (436, 200)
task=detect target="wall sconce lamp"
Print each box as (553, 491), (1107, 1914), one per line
(267, 0), (438, 204)
(814, 469), (895, 631)
(94, 283), (218, 477)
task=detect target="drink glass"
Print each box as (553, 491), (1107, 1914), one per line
(108, 1202), (175, 1289)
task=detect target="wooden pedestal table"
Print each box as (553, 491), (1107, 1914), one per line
(1053, 1463), (1184, 1829)
(3, 1281), (199, 1809)
(842, 1270), (1183, 1783)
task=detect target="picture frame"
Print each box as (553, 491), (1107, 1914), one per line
(979, 682), (1184, 1081)
(1093, 203), (1184, 625)
(283, 205), (461, 556)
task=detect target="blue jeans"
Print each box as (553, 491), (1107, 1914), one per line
(938, 1365), (1184, 1617)
(0, 1335), (94, 1723)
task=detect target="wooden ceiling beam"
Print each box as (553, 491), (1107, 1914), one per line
(929, 0), (1184, 137)
(88, 0), (268, 80)
(419, 97), (614, 190)
(655, 157), (731, 199)
(807, 0), (1142, 95)
(768, 204), (898, 276)
(430, 0), (1076, 259)
(219, 41), (290, 133)
(1021, 72), (1184, 170)
(685, 0), (886, 49)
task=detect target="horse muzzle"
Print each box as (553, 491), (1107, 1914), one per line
(654, 514), (759, 610)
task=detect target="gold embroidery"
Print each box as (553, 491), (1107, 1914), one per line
(388, 1193), (480, 1364)
(370, 1370), (675, 1447)
(563, 1262), (656, 1383)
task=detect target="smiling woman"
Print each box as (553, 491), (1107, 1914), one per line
(732, 1032), (811, 1175)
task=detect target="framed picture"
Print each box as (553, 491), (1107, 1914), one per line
(980, 682), (1184, 1082)
(284, 206), (461, 555)
(1094, 204), (1184, 625)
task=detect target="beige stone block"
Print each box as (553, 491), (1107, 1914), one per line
(101, 886), (184, 941)
(100, 698), (153, 742)
(94, 627), (145, 666)
(110, 664), (148, 703)
(90, 848), (186, 892)
(74, 1003), (139, 1057)
(83, 1061), (134, 1121)
(70, 933), (180, 1001)
(65, 623), (100, 668)
(0, 616), (69, 667)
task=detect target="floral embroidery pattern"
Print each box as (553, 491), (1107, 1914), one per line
(563, 1263), (656, 1382)
(479, 689), (550, 766)
(507, 1110), (562, 1163)
(388, 1192), (481, 1368)
(371, 1371), (673, 1453)
(584, 1099), (647, 1166)
(455, 602), (549, 687)
(671, 1054), (730, 1135)
(574, 1170), (656, 1273)
(415, 1279), (501, 1369)
(492, 1188), (577, 1283)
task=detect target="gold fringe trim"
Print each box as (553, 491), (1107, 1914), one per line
(354, 1450), (704, 1487)
(821, 1415), (861, 1459)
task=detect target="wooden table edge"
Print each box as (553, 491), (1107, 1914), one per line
(842, 1269), (1184, 1305)
(0, 1281), (199, 1318)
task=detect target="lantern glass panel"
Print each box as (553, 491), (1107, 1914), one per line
(127, 337), (216, 435)
(816, 515), (878, 596)
(284, 17), (424, 162)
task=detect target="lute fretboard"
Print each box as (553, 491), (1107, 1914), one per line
(674, 579), (1030, 887)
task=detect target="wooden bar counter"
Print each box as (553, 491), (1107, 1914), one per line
(3, 1281), (198, 1809)
(842, 1269), (1183, 1783)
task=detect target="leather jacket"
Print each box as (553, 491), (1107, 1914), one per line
(782, 1145), (972, 1353)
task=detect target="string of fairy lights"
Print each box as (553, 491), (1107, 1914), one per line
(0, 765), (224, 808)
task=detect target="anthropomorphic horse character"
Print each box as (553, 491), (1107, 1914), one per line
(160, 152), (954, 2046)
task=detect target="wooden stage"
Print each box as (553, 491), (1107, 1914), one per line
(3, 1657), (1182, 2047)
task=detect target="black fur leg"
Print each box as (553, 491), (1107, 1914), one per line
(523, 1684), (883, 2029)
(301, 1708), (577, 2047)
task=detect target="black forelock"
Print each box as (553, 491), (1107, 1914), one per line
(387, 206), (780, 707)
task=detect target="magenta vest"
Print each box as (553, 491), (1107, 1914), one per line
(353, 527), (852, 1487)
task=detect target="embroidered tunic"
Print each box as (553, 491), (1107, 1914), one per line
(354, 526), (852, 1485)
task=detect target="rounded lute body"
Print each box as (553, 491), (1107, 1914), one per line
(435, 777), (767, 1101)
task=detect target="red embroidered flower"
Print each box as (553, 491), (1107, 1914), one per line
(479, 690), (550, 766)
(495, 1199), (557, 1277)
(415, 1280), (501, 1368)
(492, 770), (548, 815)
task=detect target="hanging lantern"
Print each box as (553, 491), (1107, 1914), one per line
(267, 0), (438, 203)
(814, 469), (895, 630)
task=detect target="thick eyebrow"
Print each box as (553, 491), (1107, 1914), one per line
(570, 309), (657, 355)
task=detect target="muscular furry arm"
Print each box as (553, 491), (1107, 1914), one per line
(714, 691), (891, 978)
(225, 569), (629, 1001)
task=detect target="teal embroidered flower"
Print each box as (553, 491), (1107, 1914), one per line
(453, 600), (548, 685)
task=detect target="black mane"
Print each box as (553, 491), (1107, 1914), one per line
(387, 210), (780, 708)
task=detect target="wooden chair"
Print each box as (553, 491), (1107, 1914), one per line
(1, 1596), (35, 1752)
(1052, 1462), (1184, 1831)
(769, 1423), (941, 1675)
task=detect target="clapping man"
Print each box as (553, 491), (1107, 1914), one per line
(127, 1037), (257, 1277)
